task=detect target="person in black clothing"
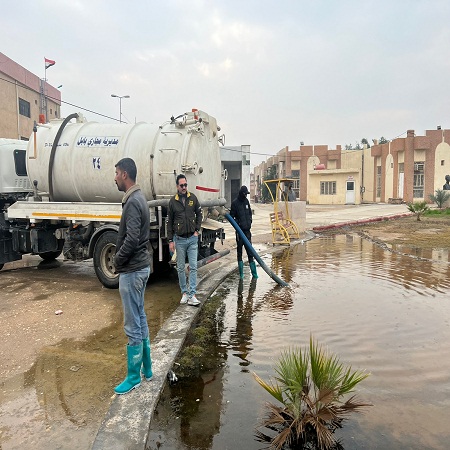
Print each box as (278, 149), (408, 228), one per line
(230, 185), (258, 279)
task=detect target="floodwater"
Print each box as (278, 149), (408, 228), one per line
(0, 260), (181, 450)
(147, 234), (450, 450)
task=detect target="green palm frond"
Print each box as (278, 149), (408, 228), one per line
(254, 336), (371, 450)
(338, 366), (370, 396)
(253, 372), (284, 403)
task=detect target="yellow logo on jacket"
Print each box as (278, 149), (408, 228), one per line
(188, 200), (194, 206)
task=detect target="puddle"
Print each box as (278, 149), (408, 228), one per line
(147, 234), (450, 450)
(0, 269), (181, 450)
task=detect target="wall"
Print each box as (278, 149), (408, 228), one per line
(253, 128), (450, 206)
(434, 141), (450, 191)
(0, 52), (61, 140)
(308, 169), (360, 205)
(220, 145), (251, 206)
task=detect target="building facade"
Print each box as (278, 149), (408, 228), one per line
(253, 127), (450, 205)
(0, 52), (61, 140)
(221, 145), (251, 207)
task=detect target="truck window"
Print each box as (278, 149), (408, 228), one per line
(14, 149), (27, 176)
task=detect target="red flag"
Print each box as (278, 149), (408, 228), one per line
(45, 57), (55, 69)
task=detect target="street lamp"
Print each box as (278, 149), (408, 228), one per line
(111, 94), (130, 123)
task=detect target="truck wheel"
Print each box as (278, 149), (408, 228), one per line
(39, 250), (62, 261)
(94, 231), (119, 289)
(0, 264), (3, 271)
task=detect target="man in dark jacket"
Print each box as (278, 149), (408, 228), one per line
(167, 174), (202, 306)
(113, 157), (152, 395)
(230, 185), (258, 279)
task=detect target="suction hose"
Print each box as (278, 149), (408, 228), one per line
(48, 113), (79, 201)
(224, 213), (290, 288)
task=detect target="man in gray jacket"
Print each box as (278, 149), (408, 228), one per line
(113, 157), (152, 395)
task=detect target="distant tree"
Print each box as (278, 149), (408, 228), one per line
(361, 138), (371, 148)
(261, 166), (277, 203)
(379, 136), (389, 144)
(345, 143), (353, 150)
(407, 201), (430, 221)
(429, 189), (450, 209)
(354, 141), (362, 150)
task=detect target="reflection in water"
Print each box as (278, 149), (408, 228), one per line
(148, 234), (450, 450)
(230, 279), (257, 369)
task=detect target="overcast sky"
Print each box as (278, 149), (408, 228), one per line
(2, 1), (450, 168)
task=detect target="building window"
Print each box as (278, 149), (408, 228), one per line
(19, 98), (31, 118)
(320, 181), (336, 195)
(441, 160), (445, 166)
(413, 161), (424, 198)
(376, 166), (382, 198)
(291, 170), (300, 190)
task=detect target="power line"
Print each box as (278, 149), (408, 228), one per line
(0, 75), (120, 122)
(0, 75), (428, 153)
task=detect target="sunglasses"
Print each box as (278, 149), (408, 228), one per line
(179, 183), (188, 188)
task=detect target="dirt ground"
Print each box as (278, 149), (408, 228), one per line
(323, 214), (450, 250)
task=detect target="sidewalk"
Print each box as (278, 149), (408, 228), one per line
(92, 201), (410, 449)
(221, 201), (410, 238)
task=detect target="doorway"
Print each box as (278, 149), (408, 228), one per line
(345, 180), (355, 204)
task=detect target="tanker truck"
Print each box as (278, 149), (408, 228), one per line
(0, 109), (227, 288)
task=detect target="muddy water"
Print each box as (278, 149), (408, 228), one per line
(0, 263), (181, 450)
(147, 234), (450, 450)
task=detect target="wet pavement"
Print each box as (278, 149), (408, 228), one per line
(0, 202), (410, 449)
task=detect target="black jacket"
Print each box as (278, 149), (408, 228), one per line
(115, 186), (151, 273)
(167, 191), (202, 240)
(230, 194), (252, 231)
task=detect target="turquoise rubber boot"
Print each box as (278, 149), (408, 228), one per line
(238, 261), (244, 280)
(249, 261), (258, 279)
(142, 337), (153, 381)
(114, 343), (143, 395)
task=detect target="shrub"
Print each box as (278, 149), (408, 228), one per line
(429, 189), (450, 209)
(253, 336), (371, 450)
(407, 201), (430, 221)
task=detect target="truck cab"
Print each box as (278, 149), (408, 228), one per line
(0, 139), (33, 270)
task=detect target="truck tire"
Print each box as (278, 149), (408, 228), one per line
(39, 250), (62, 261)
(0, 264), (3, 271)
(93, 231), (119, 289)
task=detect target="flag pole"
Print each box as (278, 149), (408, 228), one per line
(44, 61), (47, 123)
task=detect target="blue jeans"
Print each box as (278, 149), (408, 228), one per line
(119, 266), (150, 346)
(174, 234), (198, 298)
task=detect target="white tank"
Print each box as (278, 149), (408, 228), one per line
(26, 110), (223, 203)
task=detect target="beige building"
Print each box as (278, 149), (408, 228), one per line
(0, 52), (61, 140)
(254, 127), (450, 205)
